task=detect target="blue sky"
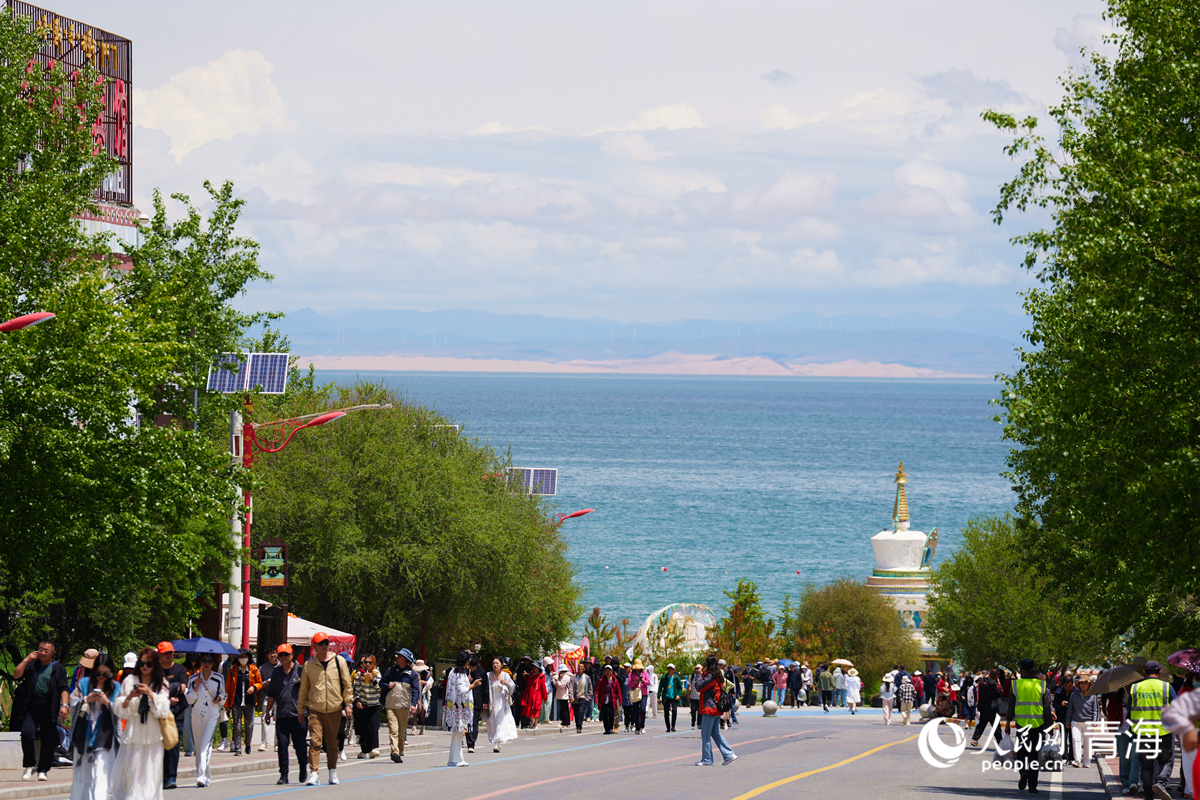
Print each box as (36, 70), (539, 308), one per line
(54, 0), (1112, 323)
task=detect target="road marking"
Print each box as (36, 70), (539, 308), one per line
(458, 729), (821, 800)
(727, 733), (920, 800)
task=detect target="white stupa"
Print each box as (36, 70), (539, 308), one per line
(866, 462), (939, 654)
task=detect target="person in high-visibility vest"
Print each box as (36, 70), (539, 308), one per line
(1005, 658), (1053, 795)
(1126, 661), (1177, 800)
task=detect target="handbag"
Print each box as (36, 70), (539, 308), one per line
(629, 688), (642, 703)
(160, 712), (179, 750)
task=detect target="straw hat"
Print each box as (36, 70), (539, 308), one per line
(848, 668), (859, 677)
(632, 658), (644, 670)
(413, 659), (428, 671)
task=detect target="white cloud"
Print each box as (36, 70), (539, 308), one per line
(1054, 14), (1118, 71)
(739, 170), (837, 219)
(616, 166), (726, 199)
(760, 104), (819, 131)
(855, 255), (1015, 287)
(589, 103), (704, 135)
(468, 121), (554, 136)
(345, 163), (496, 187)
(790, 248), (843, 284)
(601, 133), (673, 161)
(134, 50), (288, 163)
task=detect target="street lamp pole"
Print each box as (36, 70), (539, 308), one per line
(232, 401), (391, 651)
(553, 508), (594, 528)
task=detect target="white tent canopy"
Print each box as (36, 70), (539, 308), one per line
(220, 593), (354, 651)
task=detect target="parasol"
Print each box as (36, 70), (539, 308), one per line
(1085, 663), (1145, 697)
(170, 637), (240, 656)
(830, 658), (854, 667)
(1168, 648), (1200, 674)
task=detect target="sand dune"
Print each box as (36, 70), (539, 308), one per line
(302, 352), (985, 378)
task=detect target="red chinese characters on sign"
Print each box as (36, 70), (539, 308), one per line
(111, 79), (127, 158)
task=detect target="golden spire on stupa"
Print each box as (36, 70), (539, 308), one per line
(893, 461), (910, 529)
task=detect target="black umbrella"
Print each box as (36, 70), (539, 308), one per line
(171, 637), (240, 656)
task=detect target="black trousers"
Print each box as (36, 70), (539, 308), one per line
(662, 698), (678, 730)
(20, 698), (56, 773)
(557, 699), (571, 725)
(972, 708), (997, 743)
(465, 704), (482, 749)
(1015, 725), (1044, 791)
(162, 726), (181, 786)
(572, 700), (588, 732)
(630, 700), (645, 731)
(1138, 734), (1175, 798)
(600, 703), (616, 733)
(689, 699), (700, 727)
(821, 690), (833, 710)
(276, 716), (307, 781)
(353, 705), (381, 752)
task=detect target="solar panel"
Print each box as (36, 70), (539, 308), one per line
(531, 468), (557, 496)
(508, 467), (557, 495)
(206, 353), (246, 393)
(246, 353), (289, 394)
(206, 352), (289, 394)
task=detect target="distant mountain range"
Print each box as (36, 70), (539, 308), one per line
(270, 306), (1030, 376)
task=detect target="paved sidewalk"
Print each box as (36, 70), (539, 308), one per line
(1096, 754), (1186, 799)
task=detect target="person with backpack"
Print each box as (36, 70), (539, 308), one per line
(971, 670), (1002, 748)
(694, 657), (737, 767)
(297, 633), (353, 786)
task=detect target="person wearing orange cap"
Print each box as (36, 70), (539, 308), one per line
(297, 633), (353, 786)
(158, 642), (188, 790)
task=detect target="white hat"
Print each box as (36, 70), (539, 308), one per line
(123, 652), (137, 669)
(718, 659), (727, 666)
(666, 663), (676, 669)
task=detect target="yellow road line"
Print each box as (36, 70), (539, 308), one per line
(729, 733), (920, 800)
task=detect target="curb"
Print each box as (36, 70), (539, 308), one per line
(0, 741), (438, 800)
(1096, 755), (1125, 800)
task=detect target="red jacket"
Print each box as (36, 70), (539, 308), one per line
(596, 674), (622, 707)
(521, 673), (547, 718)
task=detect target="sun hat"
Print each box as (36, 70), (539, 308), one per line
(632, 658), (644, 670)
(413, 659), (428, 671)
(312, 632), (330, 644)
(156, 641), (175, 655)
(913, 670), (922, 676)
(881, 674), (893, 683)
(395, 648), (414, 662)
(848, 668), (858, 677)
(718, 659), (727, 666)
(902, 675), (911, 683)
(79, 648), (100, 669)
(543, 656), (555, 666)
(666, 663), (676, 669)
(951, 684), (960, 692)
(123, 652), (137, 669)
(277, 644), (293, 655)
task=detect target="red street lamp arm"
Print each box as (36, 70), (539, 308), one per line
(553, 508), (594, 527)
(0, 312), (55, 332)
(252, 411), (346, 455)
(246, 403), (392, 462)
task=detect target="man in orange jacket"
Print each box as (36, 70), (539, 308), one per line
(225, 648), (263, 755)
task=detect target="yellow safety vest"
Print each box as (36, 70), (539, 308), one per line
(1130, 679), (1169, 738)
(1012, 678), (1045, 728)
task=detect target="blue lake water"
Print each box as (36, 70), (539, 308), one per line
(315, 372), (1015, 631)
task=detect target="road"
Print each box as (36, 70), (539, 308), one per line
(183, 707), (1106, 800)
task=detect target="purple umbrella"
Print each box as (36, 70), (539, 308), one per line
(1168, 648), (1200, 673)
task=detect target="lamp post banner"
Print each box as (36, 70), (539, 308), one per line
(259, 538), (287, 593)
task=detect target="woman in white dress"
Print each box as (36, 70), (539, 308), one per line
(69, 653), (120, 800)
(113, 647), (171, 800)
(444, 651), (479, 767)
(844, 668), (863, 715)
(486, 658), (518, 752)
(185, 653), (226, 787)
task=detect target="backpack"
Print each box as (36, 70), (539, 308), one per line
(715, 680), (733, 713)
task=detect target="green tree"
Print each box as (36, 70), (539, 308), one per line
(583, 607), (618, 657)
(925, 515), (1111, 671)
(986, 0), (1200, 644)
(0, 13), (265, 666)
(783, 578), (920, 694)
(709, 579), (775, 662)
(249, 380), (582, 660)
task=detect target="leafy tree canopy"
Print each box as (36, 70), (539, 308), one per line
(708, 579), (775, 663)
(987, 0), (1200, 643)
(0, 12), (267, 666)
(925, 515), (1112, 671)
(247, 380), (583, 661)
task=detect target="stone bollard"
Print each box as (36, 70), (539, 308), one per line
(762, 700), (779, 717)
